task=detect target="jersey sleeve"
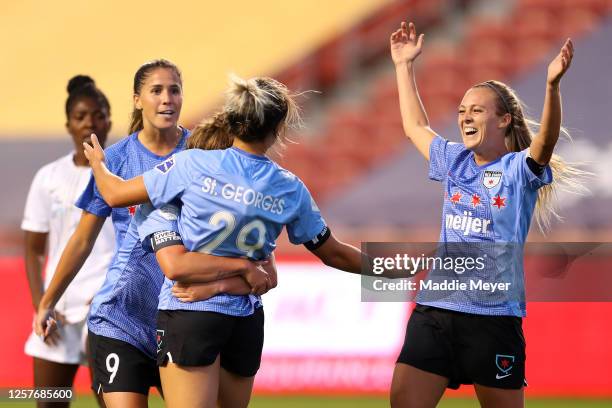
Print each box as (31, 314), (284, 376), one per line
(511, 150), (553, 190)
(75, 173), (112, 218)
(134, 203), (181, 252)
(428, 135), (464, 182)
(142, 151), (192, 208)
(286, 182), (328, 246)
(21, 167), (51, 233)
(135, 203), (180, 241)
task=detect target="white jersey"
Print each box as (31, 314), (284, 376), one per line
(21, 153), (115, 323)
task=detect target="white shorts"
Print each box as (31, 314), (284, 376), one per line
(25, 319), (88, 365)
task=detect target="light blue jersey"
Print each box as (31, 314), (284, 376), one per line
(417, 135), (552, 317)
(76, 129), (188, 252)
(84, 129), (188, 357)
(142, 147), (327, 316)
(88, 204), (179, 357)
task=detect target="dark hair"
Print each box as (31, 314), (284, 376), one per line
(128, 59), (182, 134)
(187, 113), (234, 150)
(65, 75), (110, 119)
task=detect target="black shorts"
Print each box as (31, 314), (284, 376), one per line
(156, 307), (264, 377)
(397, 305), (526, 390)
(88, 331), (161, 395)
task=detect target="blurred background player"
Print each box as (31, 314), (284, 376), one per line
(22, 75), (113, 408)
(82, 75), (364, 408)
(389, 21), (582, 408)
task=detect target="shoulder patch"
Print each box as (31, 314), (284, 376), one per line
(155, 156), (175, 174)
(158, 205), (179, 221)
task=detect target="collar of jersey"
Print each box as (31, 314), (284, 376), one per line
(230, 146), (270, 162)
(469, 151), (504, 170)
(131, 127), (188, 160)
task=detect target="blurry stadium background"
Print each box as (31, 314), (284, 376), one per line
(1, 0), (611, 406)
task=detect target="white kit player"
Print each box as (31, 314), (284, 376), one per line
(22, 75), (113, 407)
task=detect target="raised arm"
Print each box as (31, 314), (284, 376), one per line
(35, 212), (105, 338)
(530, 39), (574, 165)
(391, 21), (437, 160)
(83, 133), (149, 207)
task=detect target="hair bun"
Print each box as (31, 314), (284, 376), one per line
(67, 75), (95, 94)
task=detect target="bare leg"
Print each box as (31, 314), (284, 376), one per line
(101, 392), (148, 408)
(474, 383), (524, 408)
(159, 356), (220, 408)
(33, 357), (79, 408)
(390, 363), (448, 408)
(217, 367), (255, 408)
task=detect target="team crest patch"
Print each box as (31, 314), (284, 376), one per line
(156, 329), (165, 353)
(155, 156), (175, 174)
(495, 354), (515, 379)
(483, 170), (502, 189)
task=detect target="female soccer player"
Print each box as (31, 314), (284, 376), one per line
(23, 75), (113, 408)
(34, 61), (272, 408)
(389, 22), (580, 407)
(82, 75), (365, 408)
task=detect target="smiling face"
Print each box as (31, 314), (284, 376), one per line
(458, 87), (510, 157)
(134, 67), (182, 131)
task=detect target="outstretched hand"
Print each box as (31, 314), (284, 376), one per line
(83, 133), (106, 167)
(547, 38), (574, 86)
(390, 21), (424, 66)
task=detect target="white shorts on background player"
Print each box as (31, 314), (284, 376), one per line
(21, 153), (115, 364)
(25, 320), (89, 365)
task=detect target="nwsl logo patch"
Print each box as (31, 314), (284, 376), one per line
(483, 170), (502, 189)
(155, 156), (175, 174)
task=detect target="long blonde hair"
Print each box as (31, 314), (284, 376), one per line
(475, 80), (588, 233)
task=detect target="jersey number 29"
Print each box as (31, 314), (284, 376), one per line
(197, 211), (266, 258)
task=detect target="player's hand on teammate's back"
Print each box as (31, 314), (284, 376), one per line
(82, 133), (106, 166)
(390, 21), (424, 66)
(547, 38), (574, 86)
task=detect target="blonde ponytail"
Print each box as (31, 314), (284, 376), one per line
(476, 80), (589, 233)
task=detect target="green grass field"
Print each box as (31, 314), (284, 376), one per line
(2, 395), (612, 407)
